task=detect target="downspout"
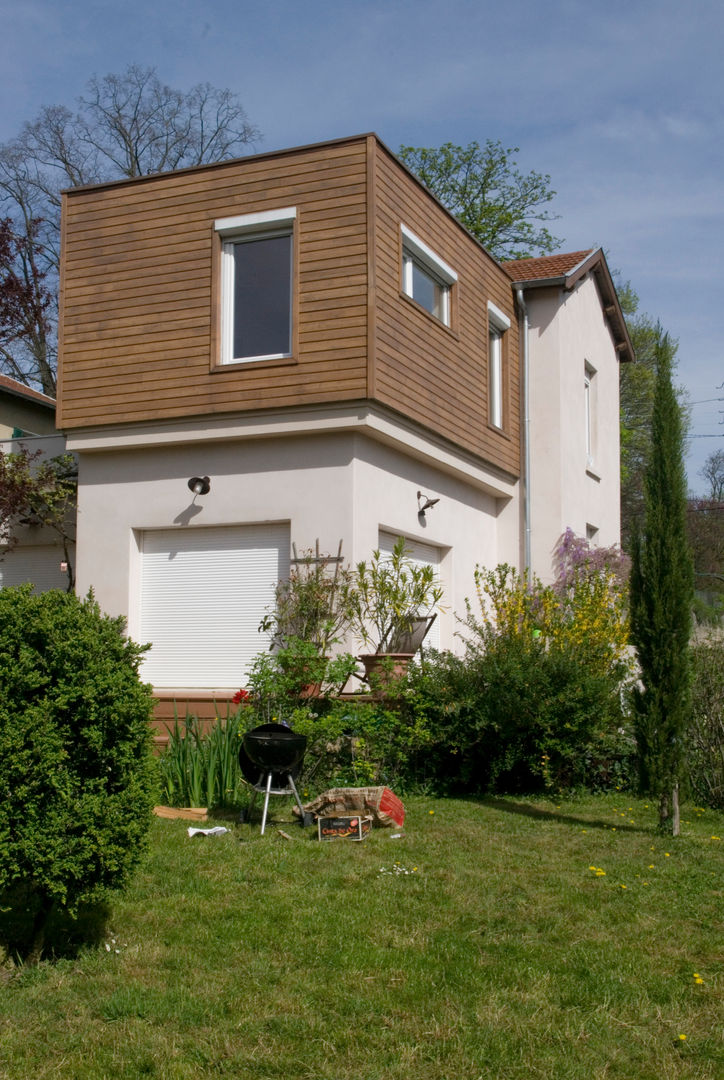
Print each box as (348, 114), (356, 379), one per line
(516, 287), (532, 583)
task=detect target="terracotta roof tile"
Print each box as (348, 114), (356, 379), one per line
(0, 374), (56, 406)
(502, 250), (594, 282)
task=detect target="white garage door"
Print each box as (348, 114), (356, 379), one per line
(139, 523), (289, 689)
(0, 544), (70, 593)
(379, 531), (442, 651)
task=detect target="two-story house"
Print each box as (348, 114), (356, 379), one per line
(57, 133), (632, 715)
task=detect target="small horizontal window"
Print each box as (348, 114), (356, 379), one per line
(401, 225), (457, 327)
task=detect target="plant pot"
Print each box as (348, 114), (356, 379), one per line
(298, 681), (323, 699)
(358, 653), (414, 696)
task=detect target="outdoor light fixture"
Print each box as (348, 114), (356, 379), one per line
(417, 490), (440, 516)
(188, 476), (211, 496)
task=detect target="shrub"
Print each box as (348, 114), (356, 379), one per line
(400, 558), (632, 795)
(244, 638), (357, 718)
(0, 587), (156, 962)
(686, 637), (724, 809)
(292, 698), (432, 793)
(404, 643), (626, 794)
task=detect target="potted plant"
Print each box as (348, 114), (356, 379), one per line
(344, 537), (443, 686)
(258, 542), (356, 697)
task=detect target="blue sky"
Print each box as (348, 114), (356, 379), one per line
(1, 0), (722, 492)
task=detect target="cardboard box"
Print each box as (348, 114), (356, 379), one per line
(317, 814), (372, 841)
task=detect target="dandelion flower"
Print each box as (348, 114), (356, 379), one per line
(711, 836), (721, 841)
(665, 852), (670, 857)
(429, 810), (434, 815)
(694, 977), (704, 985)
(678, 1034), (687, 1041)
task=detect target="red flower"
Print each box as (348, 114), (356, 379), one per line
(232, 688), (251, 705)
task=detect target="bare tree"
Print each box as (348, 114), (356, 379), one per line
(0, 65), (259, 394)
(0, 218), (53, 393)
(700, 448), (724, 502)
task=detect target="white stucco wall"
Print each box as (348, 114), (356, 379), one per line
(526, 274), (621, 580)
(74, 428), (515, 681)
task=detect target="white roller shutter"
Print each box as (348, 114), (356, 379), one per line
(139, 523), (289, 689)
(378, 531), (442, 651)
(0, 544), (70, 593)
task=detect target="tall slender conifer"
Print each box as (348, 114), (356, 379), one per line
(629, 339), (694, 834)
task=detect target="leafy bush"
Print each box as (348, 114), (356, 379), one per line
(403, 643), (626, 794)
(398, 557), (632, 795)
(244, 638), (357, 719)
(292, 699), (431, 792)
(0, 587), (156, 962)
(685, 637), (724, 808)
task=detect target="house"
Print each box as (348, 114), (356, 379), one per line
(56, 133), (631, 716)
(503, 250), (632, 575)
(0, 375), (72, 592)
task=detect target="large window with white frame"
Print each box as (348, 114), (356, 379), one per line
(215, 207), (296, 365)
(401, 225), (457, 327)
(487, 301), (510, 430)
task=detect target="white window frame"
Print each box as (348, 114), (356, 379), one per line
(487, 301), (510, 430)
(215, 207), (297, 365)
(401, 225), (457, 327)
(584, 360), (596, 466)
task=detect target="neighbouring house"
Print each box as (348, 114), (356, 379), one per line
(503, 250), (631, 573)
(0, 375), (73, 592)
(56, 133), (632, 715)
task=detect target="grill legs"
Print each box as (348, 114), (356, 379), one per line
(245, 771), (308, 835)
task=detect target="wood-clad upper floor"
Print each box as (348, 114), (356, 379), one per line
(58, 134), (520, 478)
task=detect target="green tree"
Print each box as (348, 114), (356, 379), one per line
(0, 447), (77, 590)
(398, 141), (561, 259)
(630, 339), (694, 835)
(0, 65), (259, 393)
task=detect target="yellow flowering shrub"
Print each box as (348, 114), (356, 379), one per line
(471, 562), (631, 681)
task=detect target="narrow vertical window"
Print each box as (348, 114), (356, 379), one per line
(584, 361), (596, 465)
(487, 301), (510, 430)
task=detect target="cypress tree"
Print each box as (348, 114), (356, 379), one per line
(629, 338), (694, 834)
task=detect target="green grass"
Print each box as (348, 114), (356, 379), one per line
(1, 794), (722, 1079)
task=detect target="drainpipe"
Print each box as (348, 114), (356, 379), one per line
(516, 287), (532, 583)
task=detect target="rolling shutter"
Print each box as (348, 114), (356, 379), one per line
(0, 544), (70, 593)
(139, 523), (289, 689)
(378, 531), (442, 651)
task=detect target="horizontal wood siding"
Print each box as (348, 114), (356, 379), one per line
(371, 147), (520, 476)
(60, 140), (370, 429)
(151, 691), (236, 750)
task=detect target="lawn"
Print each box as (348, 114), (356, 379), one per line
(1, 794), (722, 1079)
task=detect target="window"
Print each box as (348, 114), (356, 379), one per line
(487, 301), (510, 429)
(401, 225), (457, 326)
(584, 361), (596, 465)
(215, 207), (296, 364)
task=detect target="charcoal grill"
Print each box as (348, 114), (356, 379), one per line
(239, 723), (308, 834)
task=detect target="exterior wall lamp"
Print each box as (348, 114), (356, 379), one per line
(188, 476), (211, 496)
(417, 490), (440, 520)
